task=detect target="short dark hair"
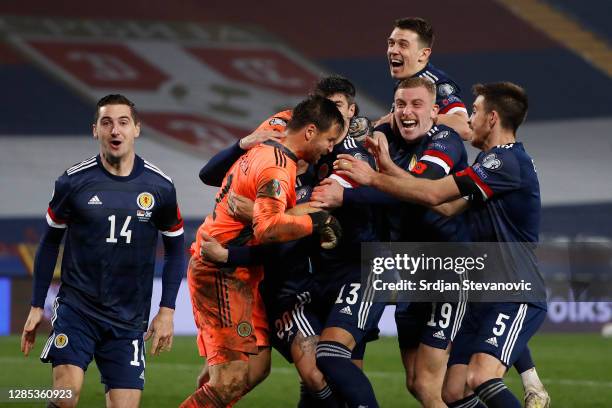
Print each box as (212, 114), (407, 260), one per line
(94, 94), (139, 124)
(394, 17), (434, 48)
(287, 95), (344, 134)
(312, 74), (358, 115)
(396, 77), (436, 99)
(313, 75), (356, 103)
(472, 82), (528, 133)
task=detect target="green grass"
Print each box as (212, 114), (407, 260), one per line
(1, 333), (611, 407)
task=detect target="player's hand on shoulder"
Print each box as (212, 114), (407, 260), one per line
(239, 130), (285, 150)
(308, 211), (342, 249)
(199, 232), (229, 265)
(145, 306), (175, 356)
(21, 306), (44, 356)
(227, 190), (254, 222)
(311, 178), (344, 209)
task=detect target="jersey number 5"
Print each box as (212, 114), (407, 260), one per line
(107, 215), (132, 244)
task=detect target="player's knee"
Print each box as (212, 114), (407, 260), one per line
(210, 368), (249, 402)
(466, 367), (491, 391)
(442, 383), (465, 404)
(412, 375), (434, 400)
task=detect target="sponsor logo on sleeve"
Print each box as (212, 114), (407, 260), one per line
(438, 83), (455, 97)
(432, 130), (449, 141)
(473, 163), (489, 180)
(269, 117), (287, 127)
(258, 179), (282, 199)
(481, 153), (502, 170)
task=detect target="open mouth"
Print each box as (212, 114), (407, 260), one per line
(389, 57), (403, 69)
(401, 119), (418, 130)
(110, 140), (122, 149)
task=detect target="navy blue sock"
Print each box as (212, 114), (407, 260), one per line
(513, 346), (535, 374)
(447, 394), (487, 408)
(316, 341), (378, 408)
(298, 382), (339, 408)
(475, 378), (521, 408)
(298, 382), (314, 408)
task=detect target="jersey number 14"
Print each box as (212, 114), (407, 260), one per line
(106, 215), (132, 244)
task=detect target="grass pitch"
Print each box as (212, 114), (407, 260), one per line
(0, 333), (610, 407)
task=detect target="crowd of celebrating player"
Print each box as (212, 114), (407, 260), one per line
(21, 16), (551, 408)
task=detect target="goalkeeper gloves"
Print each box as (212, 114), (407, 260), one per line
(308, 211), (342, 249)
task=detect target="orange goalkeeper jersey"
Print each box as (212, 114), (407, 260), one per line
(194, 140), (313, 259)
(255, 110), (292, 133)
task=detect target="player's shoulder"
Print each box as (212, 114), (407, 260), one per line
(427, 125), (461, 142)
(419, 63), (462, 97)
(141, 157), (175, 186)
(63, 155), (99, 178)
(425, 125), (463, 150)
(265, 110), (293, 130)
(478, 144), (521, 172)
(252, 141), (297, 171)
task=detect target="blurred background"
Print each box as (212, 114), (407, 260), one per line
(0, 0), (610, 405)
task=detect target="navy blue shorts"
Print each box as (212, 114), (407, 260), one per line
(267, 289), (325, 363)
(448, 302), (546, 368)
(40, 299), (146, 391)
(395, 301), (467, 350)
(323, 271), (386, 346)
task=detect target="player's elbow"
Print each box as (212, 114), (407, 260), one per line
(422, 190), (446, 207)
(198, 167), (211, 185)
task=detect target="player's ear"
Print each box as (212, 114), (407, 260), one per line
(134, 122), (141, 139)
(348, 103), (356, 119)
(92, 124), (98, 140)
(304, 123), (317, 141)
(432, 103), (440, 116)
(419, 47), (432, 63)
(489, 110), (498, 129)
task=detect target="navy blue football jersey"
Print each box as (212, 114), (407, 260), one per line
(454, 143), (545, 308)
(456, 143), (540, 243)
(311, 134), (379, 274)
(393, 62), (467, 116)
(376, 124), (470, 242)
(46, 155), (183, 331)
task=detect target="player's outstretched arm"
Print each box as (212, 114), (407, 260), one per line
(430, 198), (471, 217)
(22, 225), (65, 356)
(21, 306), (44, 356)
(145, 306), (175, 356)
(334, 153), (462, 206)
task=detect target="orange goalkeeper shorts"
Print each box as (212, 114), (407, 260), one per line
(187, 255), (269, 366)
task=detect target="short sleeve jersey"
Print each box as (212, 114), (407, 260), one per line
(46, 155), (183, 331)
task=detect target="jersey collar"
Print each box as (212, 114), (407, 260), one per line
(96, 154), (144, 181)
(263, 140), (298, 163)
